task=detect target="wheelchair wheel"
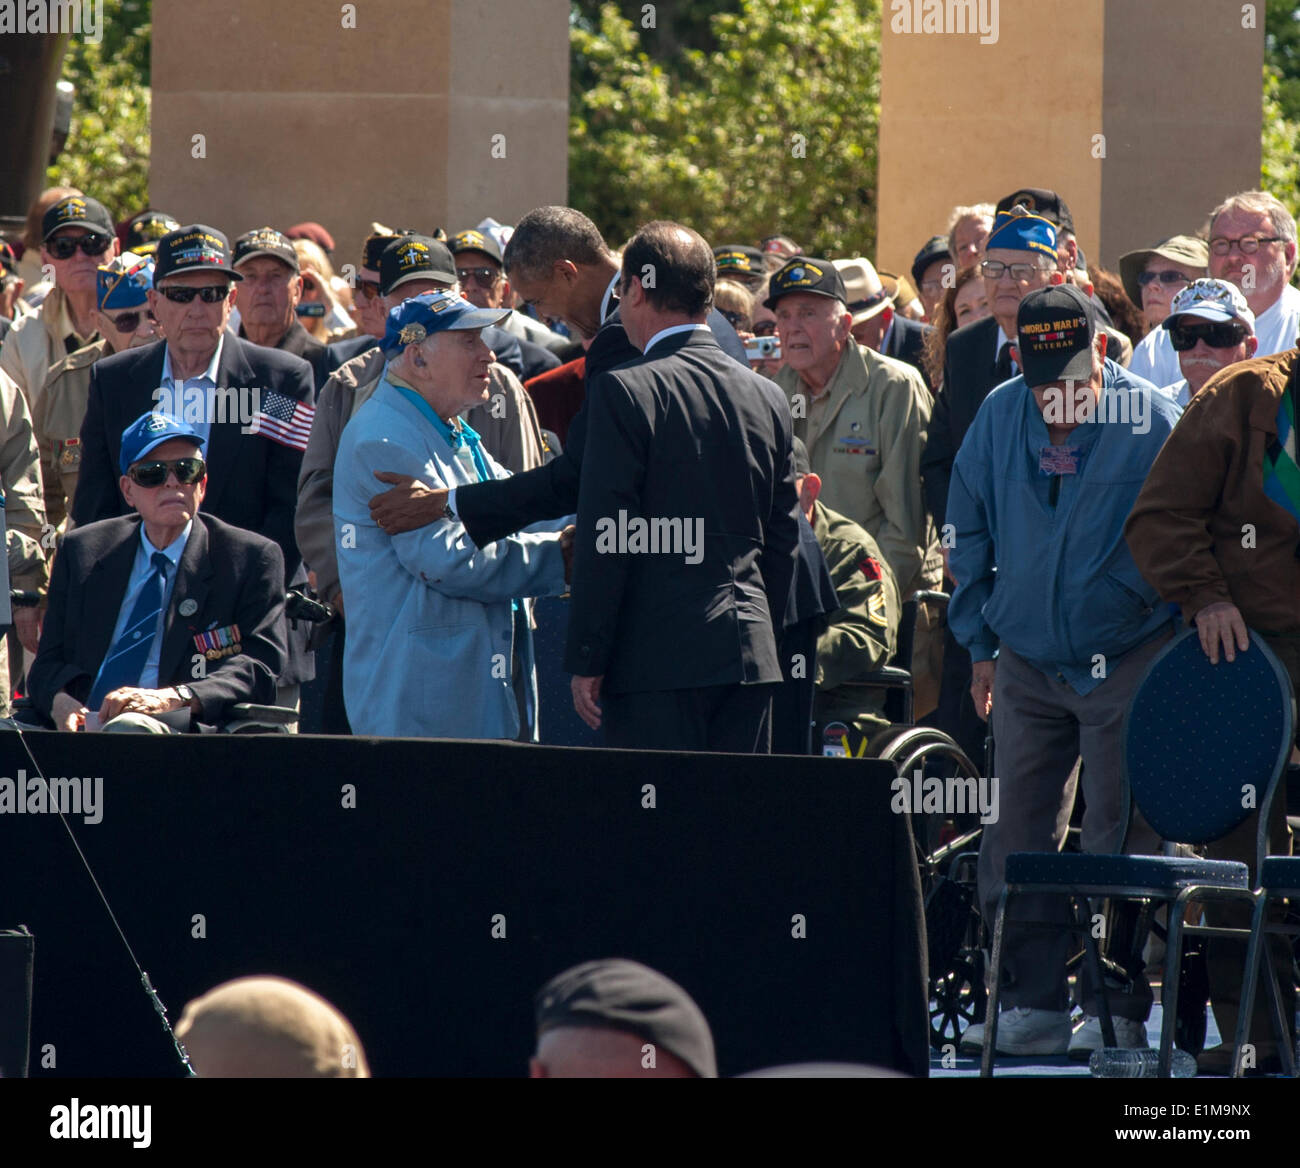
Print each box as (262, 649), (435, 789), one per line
(867, 726), (983, 881)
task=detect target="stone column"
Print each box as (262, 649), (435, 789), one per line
(876, 0), (1262, 275)
(151, 0), (569, 275)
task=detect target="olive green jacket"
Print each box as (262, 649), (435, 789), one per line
(811, 499), (900, 739)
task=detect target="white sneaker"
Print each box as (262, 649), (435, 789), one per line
(1067, 1014), (1150, 1060)
(957, 1007), (1071, 1055)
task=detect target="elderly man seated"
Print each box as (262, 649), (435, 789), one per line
(28, 412), (288, 732)
(1157, 279), (1258, 407)
(332, 292), (571, 740)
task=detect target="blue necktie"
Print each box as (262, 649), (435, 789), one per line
(88, 551), (170, 709)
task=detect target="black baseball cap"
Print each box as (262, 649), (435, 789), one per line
(1016, 284), (1096, 388)
(379, 234), (457, 296)
(233, 227), (299, 272)
(996, 188), (1075, 236)
(125, 210), (181, 253)
(153, 224), (243, 282)
(911, 235), (951, 288)
(714, 245), (764, 278)
(535, 959), (717, 1078)
(43, 195), (114, 242)
(448, 228), (503, 265)
(764, 256), (847, 310)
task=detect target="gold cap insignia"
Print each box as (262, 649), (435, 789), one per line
(399, 322), (427, 346)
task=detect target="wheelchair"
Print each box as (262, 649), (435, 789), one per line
(1, 587), (330, 735)
(826, 589), (990, 1050)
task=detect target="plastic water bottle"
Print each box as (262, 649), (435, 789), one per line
(1089, 1048), (1197, 1077)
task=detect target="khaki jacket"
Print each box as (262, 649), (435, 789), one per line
(1126, 349), (1300, 634)
(295, 347), (544, 605)
(33, 336), (110, 533)
(0, 284), (96, 413)
(811, 499), (901, 738)
(777, 342), (942, 597)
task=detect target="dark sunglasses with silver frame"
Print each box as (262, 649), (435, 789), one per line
(157, 284), (231, 304)
(127, 457), (207, 488)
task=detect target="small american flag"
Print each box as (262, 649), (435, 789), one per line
(252, 390), (314, 451)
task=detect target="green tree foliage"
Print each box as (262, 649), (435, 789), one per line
(1262, 66), (1300, 226)
(570, 0), (880, 258)
(1265, 0), (1300, 123)
(46, 0), (152, 221)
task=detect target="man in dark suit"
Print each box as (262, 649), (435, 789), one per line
(920, 208), (1064, 764)
(71, 223), (314, 579)
(564, 221), (800, 751)
(367, 205), (750, 547)
(231, 227), (330, 391)
(30, 412), (287, 732)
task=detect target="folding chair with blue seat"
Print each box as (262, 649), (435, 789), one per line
(980, 627), (1295, 1077)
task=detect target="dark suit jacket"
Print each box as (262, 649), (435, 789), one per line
(29, 513), (287, 724)
(241, 319), (329, 392)
(454, 305), (747, 548)
(921, 315), (1002, 530)
(883, 316), (934, 390)
(564, 329), (801, 694)
(71, 330), (314, 581)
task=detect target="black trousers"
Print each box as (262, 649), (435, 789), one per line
(921, 622), (988, 769)
(602, 682), (777, 753)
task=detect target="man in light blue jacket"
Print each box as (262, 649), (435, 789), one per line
(948, 285), (1181, 1061)
(333, 292), (571, 740)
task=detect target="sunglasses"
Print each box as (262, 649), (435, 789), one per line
(719, 309), (748, 329)
(1168, 320), (1249, 351)
(128, 457), (206, 487)
(355, 279), (382, 301)
(46, 233), (113, 260)
(456, 266), (499, 287)
(106, 309), (157, 332)
(157, 284), (230, 304)
(752, 321), (777, 337)
(1137, 270), (1192, 288)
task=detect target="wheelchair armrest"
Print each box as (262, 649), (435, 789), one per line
(842, 667), (913, 689)
(7, 697), (53, 730)
(909, 589), (951, 609)
(228, 703), (299, 725)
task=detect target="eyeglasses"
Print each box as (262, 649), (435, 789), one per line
(979, 259), (1049, 282)
(1208, 236), (1285, 256)
(355, 279), (382, 301)
(157, 284), (230, 304)
(46, 233), (113, 260)
(106, 309), (156, 332)
(920, 279), (945, 296)
(1168, 320), (1249, 351)
(127, 457), (206, 487)
(1137, 270), (1192, 287)
(456, 266), (499, 288)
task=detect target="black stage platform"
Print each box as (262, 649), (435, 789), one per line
(0, 732), (927, 1077)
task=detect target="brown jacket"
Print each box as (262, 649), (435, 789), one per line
(1125, 349), (1300, 634)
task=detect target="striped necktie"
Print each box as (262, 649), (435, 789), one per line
(88, 551), (170, 710)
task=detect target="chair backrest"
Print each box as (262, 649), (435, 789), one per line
(1123, 628), (1295, 856)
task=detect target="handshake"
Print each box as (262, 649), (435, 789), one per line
(560, 524), (575, 584)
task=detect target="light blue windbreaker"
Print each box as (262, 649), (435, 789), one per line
(947, 359), (1181, 695)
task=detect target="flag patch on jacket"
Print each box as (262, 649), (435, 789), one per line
(251, 391), (315, 451)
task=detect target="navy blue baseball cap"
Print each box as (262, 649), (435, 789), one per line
(120, 412), (207, 474)
(382, 291), (510, 356)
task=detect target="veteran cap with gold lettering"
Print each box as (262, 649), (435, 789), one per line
(764, 256), (848, 310)
(1015, 284), (1097, 388)
(154, 224), (243, 282)
(379, 234), (458, 296)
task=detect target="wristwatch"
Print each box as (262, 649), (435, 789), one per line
(442, 498), (456, 521)
(173, 684), (196, 708)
